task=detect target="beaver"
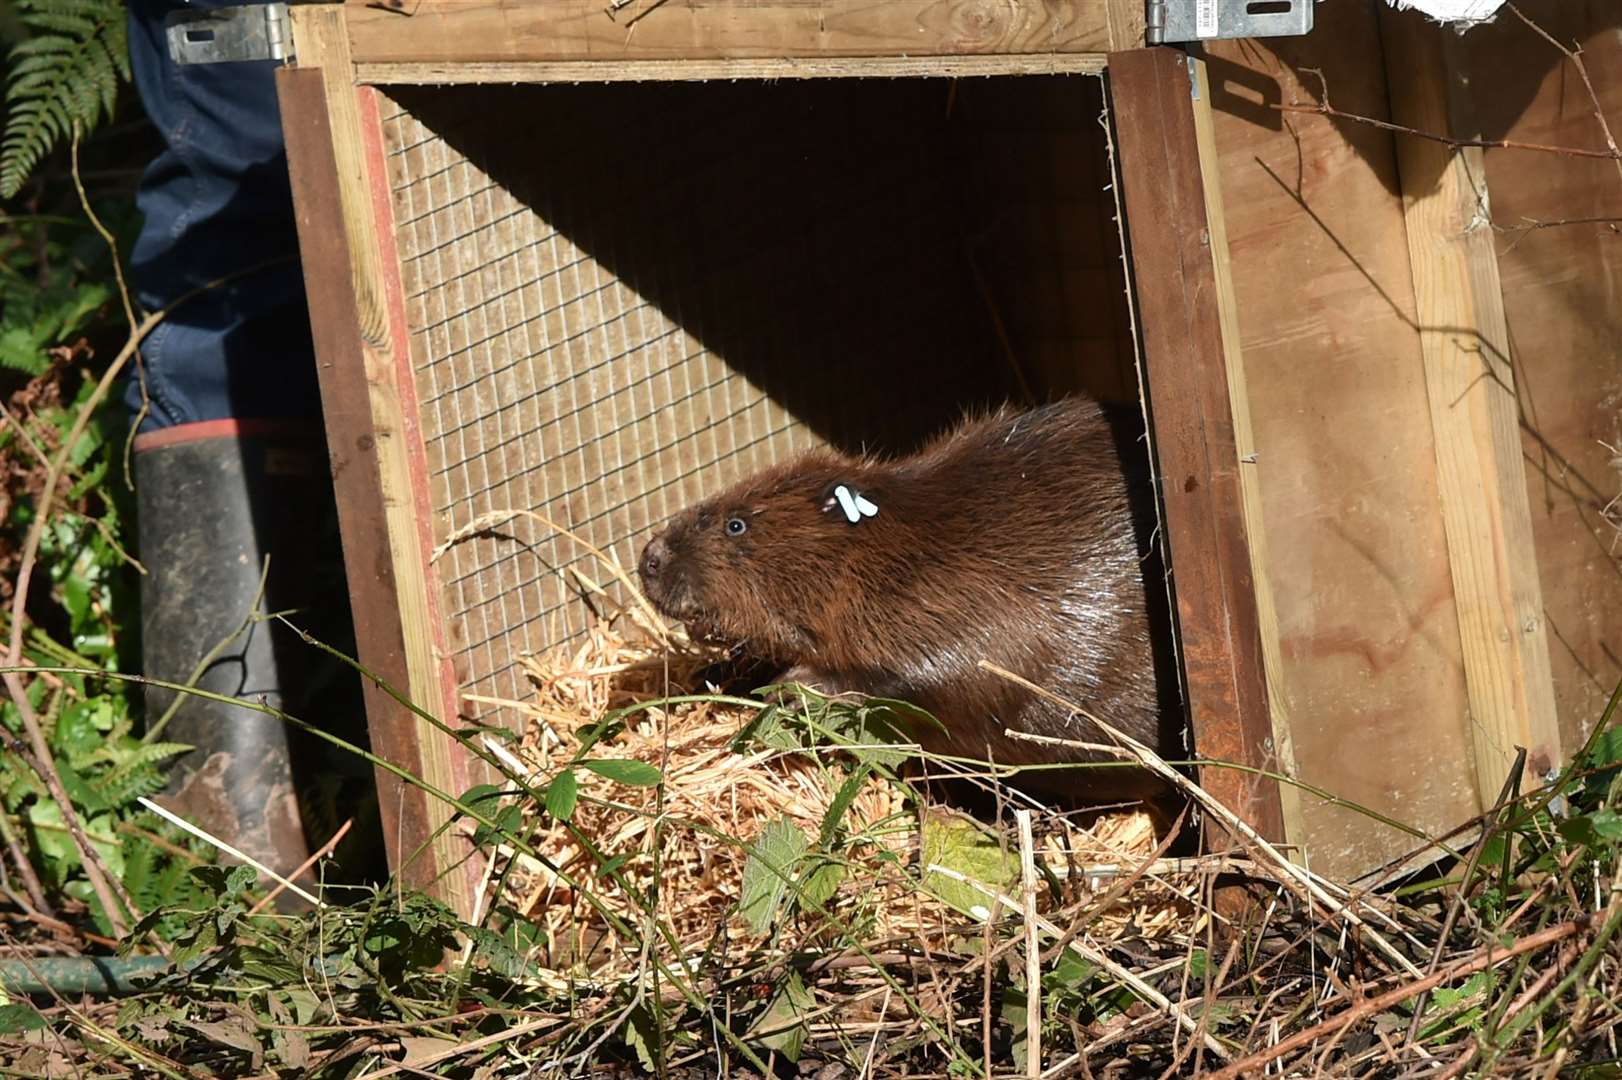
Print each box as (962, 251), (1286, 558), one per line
(636, 396), (1182, 803)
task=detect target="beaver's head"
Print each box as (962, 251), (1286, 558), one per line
(636, 450), (894, 662)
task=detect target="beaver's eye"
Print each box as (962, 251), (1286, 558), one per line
(725, 516), (747, 537)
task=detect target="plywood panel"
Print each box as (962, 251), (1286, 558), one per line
(1203, 2), (1480, 877)
(1456, 0), (1622, 754)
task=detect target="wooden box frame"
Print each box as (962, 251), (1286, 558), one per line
(277, 0), (1622, 914)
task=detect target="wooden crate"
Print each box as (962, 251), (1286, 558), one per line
(276, 0), (1620, 914)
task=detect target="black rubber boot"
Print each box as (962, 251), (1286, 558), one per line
(134, 420), (379, 901)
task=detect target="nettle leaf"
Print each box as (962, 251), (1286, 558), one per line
(798, 855), (843, 911)
(191, 863), (258, 901)
(545, 767), (578, 822)
(184, 1012), (263, 1070)
(739, 816), (809, 934)
(622, 1003), (661, 1073)
(471, 803), (525, 847)
(1558, 809), (1622, 848)
(582, 758), (662, 787)
(750, 970), (814, 1063)
(817, 764), (871, 850)
(921, 812), (1018, 919)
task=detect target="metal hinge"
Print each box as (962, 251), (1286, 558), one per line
(166, 2), (291, 65)
(1149, 0), (1313, 43)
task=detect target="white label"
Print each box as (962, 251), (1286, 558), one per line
(1196, 0), (1219, 37)
(1391, 0), (1505, 23)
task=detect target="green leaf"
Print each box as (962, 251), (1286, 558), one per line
(582, 758), (662, 787)
(750, 970), (814, 1063)
(0, 1002), (47, 1034)
(1558, 809), (1622, 847)
(1002, 984), (1030, 1074)
(190, 863), (258, 900)
(622, 1004), (661, 1072)
(798, 855), (843, 910)
(920, 812), (1019, 919)
(738, 816), (809, 934)
(1586, 725), (1622, 767)
(1046, 949), (1096, 992)
(545, 767), (578, 822)
(458, 783), (505, 811)
(817, 764), (870, 850)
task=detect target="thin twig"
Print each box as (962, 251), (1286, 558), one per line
(1506, 3), (1622, 187)
(1204, 914), (1597, 1080)
(1016, 808), (1040, 1078)
(922, 862), (1228, 1060)
(247, 819), (353, 916)
(983, 661), (1424, 979)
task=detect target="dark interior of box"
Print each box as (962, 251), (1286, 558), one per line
(378, 74), (1179, 737)
(388, 75), (1141, 457)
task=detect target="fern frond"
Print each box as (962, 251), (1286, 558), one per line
(1, 0), (130, 199)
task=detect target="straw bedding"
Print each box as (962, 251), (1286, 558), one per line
(480, 609), (1183, 977)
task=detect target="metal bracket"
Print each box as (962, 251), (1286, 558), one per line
(166, 2), (291, 65)
(1155, 0), (1313, 43)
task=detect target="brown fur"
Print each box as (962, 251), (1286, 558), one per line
(637, 396), (1181, 803)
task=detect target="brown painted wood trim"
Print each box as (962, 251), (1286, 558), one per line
(276, 65), (441, 890)
(1106, 47), (1287, 845)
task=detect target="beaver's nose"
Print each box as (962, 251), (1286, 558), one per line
(638, 535), (671, 586)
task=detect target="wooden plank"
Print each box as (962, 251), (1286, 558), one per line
(1381, 8), (1564, 793)
(1106, 47), (1286, 846)
(1105, 0), (1146, 52)
(1453, 0), (1622, 760)
(1186, 57), (1302, 845)
(352, 53), (1109, 85)
(277, 67), (439, 893)
(342, 0), (1112, 67)
(1201, 3), (1480, 880)
(286, 8), (478, 917)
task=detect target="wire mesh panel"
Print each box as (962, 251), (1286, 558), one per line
(378, 97), (812, 722)
(374, 78), (1129, 725)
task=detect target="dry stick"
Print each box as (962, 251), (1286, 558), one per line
(137, 797), (322, 907)
(1203, 914), (1596, 1080)
(247, 819), (354, 916)
(1506, 3), (1622, 189)
(1015, 808), (1040, 1078)
(923, 862), (1228, 1060)
(1406, 748), (1527, 1044)
(980, 661), (1424, 979)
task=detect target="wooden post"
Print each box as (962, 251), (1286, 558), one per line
(1107, 47), (1288, 847)
(281, 8), (477, 915)
(1380, 10), (1563, 800)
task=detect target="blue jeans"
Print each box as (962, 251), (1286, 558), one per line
(124, 0), (321, 433)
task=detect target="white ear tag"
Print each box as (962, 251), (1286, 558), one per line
(833, 484), (878, 524)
